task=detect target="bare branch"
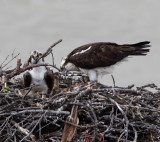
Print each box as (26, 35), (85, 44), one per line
(6, 59), (52, 80)
(1, 53), (20, 69)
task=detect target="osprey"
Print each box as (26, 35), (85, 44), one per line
(23, 50), (54, 95)
(61, 41), (150, 82)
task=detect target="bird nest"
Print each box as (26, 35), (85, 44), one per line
(0, 73), (160, 142)
(0, 40), (159, 142)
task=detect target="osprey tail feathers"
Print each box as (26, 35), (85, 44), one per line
(130, 41), (150, 56)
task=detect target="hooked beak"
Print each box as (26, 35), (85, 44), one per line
(60, 66), (68, 76)
(60, 66), (65, 71)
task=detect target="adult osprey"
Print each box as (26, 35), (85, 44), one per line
(23, 50), (54, 95)
(61, 41), (150, 82)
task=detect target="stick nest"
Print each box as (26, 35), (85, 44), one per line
(0, 40), (159, 142)
(0, 74), (160, 142)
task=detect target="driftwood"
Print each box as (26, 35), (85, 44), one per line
(0, 40), (160, 142)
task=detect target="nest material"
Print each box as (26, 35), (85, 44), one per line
(0, 40), (159, 142)
(0, 73), (160, 142)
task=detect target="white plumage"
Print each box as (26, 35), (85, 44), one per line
(62, 59), (119, 82)
(28, 66), (48, 94)
(23, 50), (54, 95)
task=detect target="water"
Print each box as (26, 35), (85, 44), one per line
(0, 0), (159, 86)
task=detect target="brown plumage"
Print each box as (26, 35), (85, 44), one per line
(64, 41), (150, 69)
(23, 72), (32, 87)
(61, 41), (150, 82)
(44, 70), (54, 94)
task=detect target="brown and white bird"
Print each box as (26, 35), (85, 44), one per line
(60, 41), (150, 82)
(23, 50), (54, 95)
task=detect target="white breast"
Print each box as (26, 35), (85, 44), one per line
(80, 66), (115, 81)
(29, 66), (48, 93)
(79, 58), (128, 81)
(65, 62), (79, 71)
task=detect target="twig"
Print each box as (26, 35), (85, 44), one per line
(0, 109), (70, 116)
(92, 88), (141, 95)
(130, 125), (138, 142)
(20, 113), (46, 142)
(0, 55), (9, 68)
(6, 60), (52, 80)
(109, 98), (129, 142)
(11, 120), (35, 141)
(37, 39), (62, 63)
(1, 53), (20, 69)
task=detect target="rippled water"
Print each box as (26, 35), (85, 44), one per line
(0, 0), (159, 86)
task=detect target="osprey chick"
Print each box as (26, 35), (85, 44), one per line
(61, 41), (150, 82)
(23, 50), (54, 95)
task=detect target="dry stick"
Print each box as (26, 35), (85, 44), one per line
(51, 52), (55, 68)
(59, 118), (103, 129)
(2, 126), (17, 141)
(39, 39), (62, 60)
(0, 53), (18, 77)
(125, 97), (134, 115)
(109, 98), (129, 142)
(131, 125), (138, 142)
(6, 59), (51, 80)
(35, 121), (60, 134)
(86, 103), (98, 142)
(36, 39), (62, 71)
(20, 112), (46, 142)
(0, 55), (9, 68)
(11, 48), (16, 58)
(75, 87), (92, 100)
(50, 52), (60, 71)
(11, 120), (35, 141)
(103, 106), (114, 134)
(121, 105), (160, 113)
(141, 83), (157, 89)
(1, 53), (20, 69)
(92, 88), (141, 95)
(87, 103), (98, 124)
(61, 103), (79, 142)
(0, 116), (11, 135)
(0, 109), (70, 116)
(54, 88), (91, 112)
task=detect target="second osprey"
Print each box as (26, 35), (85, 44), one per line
(23, 50), (54, 95)
(61, 41), (150, 82)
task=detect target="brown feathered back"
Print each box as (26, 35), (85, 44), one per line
(64, 41), (150, 69)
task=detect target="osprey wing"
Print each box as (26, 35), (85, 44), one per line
(44, 70), (54, 94)
(23, 72), (32, 87)
(67, 41), (150, 69)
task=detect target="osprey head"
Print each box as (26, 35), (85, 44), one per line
(29, 50), (44, 64)
(60, 57), (79, 72)
(60, 57), (67, 71)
